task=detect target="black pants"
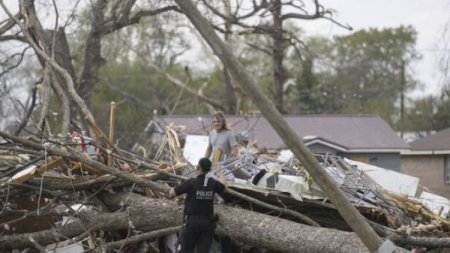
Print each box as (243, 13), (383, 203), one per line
(220, 236), (232, 253)
(181, 216), (215, 253)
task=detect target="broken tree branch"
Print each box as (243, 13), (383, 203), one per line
(0, 12), (22, 35)
(145, 61), (227, 111)
(0, 131), (171, 194)
(105, 226), (181, 250)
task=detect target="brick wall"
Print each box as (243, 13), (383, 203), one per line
(401, 155), (450, 198)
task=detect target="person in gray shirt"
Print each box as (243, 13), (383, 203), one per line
(204, 112), (237, 253)
(204, 112), (238, 162)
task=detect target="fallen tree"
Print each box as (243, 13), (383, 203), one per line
(0, 192), (368, 252)
(2, 131), (450, 251)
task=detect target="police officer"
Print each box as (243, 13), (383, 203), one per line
(169, 157), (227, 253)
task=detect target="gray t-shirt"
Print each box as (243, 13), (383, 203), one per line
(208, 129), (238, 161)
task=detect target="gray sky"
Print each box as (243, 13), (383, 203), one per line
(299, 0), (450, 97)
(1, 0), (449, 97)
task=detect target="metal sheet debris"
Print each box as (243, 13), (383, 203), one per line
(345, 158), (419, 197)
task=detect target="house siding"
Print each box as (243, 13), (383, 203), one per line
(348, 153), (401, 172)
(307, 143), (401, 171)
(401, 155), (450, 198)
(307, 143), (339, 155)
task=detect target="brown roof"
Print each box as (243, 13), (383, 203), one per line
(158, 114), (408, 151)
(409, 128), (450, 151)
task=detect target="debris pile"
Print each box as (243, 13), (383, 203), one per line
(222, 152), (450, 234)
(1, 126), (450, 252)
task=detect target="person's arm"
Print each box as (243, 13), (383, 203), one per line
(205, 143), (212, 158)
(170, 180), (190, 198)
(219, 168), (228, 189)
(228, 131), (239, 157)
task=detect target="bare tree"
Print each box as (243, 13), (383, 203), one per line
(0, 0), (180, 135)
(200, 0), (351, 113)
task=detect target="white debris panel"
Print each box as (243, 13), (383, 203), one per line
(344, 158), (419, 197)
(420, 191), (450, 218)
(182, 134), (209, 165)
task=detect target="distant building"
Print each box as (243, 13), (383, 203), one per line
(401, 128), (450, 198)
(155, 114), (408, 171)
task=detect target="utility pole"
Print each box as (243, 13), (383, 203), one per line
(174, 0), (398, 252)
(400, 59), (406, 138)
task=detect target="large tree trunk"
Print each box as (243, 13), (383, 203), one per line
(173, 0), (385, 252)
(222, 0), (239, 114)
(20, 0), (73, 134)
(46, 28), (76, 132)
(270, 0), (286, 114)
(0, 192), (367, 252)
(77, 0), (107, 107)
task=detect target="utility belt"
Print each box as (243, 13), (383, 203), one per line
(184, 214), (219, 229)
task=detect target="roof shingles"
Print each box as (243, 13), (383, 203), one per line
(409, 128), (450, 151)
(158, 115), (408, 151)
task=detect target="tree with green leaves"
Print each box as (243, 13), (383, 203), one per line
(294, 26), (420, 127)
(434, 88), (450, 130)
(403, 95), (436, 131)
(431, 17), (450, 131)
